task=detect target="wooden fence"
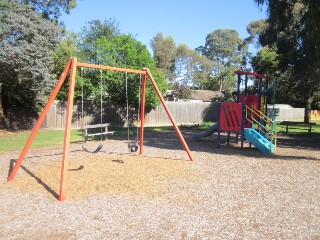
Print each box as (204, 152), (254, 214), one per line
(311, 110), (320, 120)
(41, 101), (218, 129)
(268, 108), (320, 121)
(41, 101), (320, 130)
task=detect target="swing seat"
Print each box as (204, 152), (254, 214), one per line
(82, 143), (103, 153)
(128, 141), (139, 152)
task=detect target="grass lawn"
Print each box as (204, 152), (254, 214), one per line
(0, 121), (319, 153)
(0, 126), (175, 153)
(0, 129), (84, 152)
(276, 120), (320, 134)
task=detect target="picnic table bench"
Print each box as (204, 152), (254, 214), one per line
(81, 123), (115, 142)
(280, 121), (316, 134)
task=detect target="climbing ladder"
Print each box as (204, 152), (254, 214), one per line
(244, 105), (277, 154)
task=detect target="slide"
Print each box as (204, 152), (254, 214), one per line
(191, 123), (219, 140)
(243, 128), (275, 155)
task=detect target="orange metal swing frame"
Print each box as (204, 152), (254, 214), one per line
(7, 58), (193, 201)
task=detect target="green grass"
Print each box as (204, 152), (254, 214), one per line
(276, 120), (320, 134)
(0, 124), (200, 153)
(111, 125), (175, 138)
(199, 122), (216, 130)
(198, 120), (320, 135)
(0, 129), (83, 152)
(1, 120), (318, 153)
(0, 126), (176, 153)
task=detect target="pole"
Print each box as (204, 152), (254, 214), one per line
(145, 69), (193, 161)
(139, 74), (147, 155)
(237, 73), (241, 103)
(58, 57), (77, 201)
(7, 59), (72, 182)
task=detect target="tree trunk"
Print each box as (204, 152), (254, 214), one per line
(219, 79), (223, 92)
(0, 84), (4, 118)
(304, 96), (313, 123)
(0, 84), (5, 128)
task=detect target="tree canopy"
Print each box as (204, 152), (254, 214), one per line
(0, 0), (167, 128)
(150, 32), (212, 99)
(19, 0), (77, 19)
(0, 0), (61, 112)
(78, 19), (121, 64)
(95, 34), (167, 111)
(77, 24), (168, 119)
(150, 30), (248, 101)
(253, 0), (320, 122)
(150, 33), (177, 82)
(197, 29), (249, 93)
(6, 0), (320, 128)
(245, 19), (268, 47)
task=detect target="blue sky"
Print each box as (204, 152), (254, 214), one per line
(60, 0), (267, 52)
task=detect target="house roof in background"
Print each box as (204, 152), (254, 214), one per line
(190, 90), (223, 102)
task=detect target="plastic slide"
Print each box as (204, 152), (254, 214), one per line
(243, 128), (275, 155)
(191, 123), (219, 140)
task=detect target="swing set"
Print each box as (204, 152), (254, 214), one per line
(80, 68), (147, 153)
(7, 58), (193, 201)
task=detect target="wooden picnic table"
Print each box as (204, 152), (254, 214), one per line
(81, 123), (115, 142)
(280, 121), (316, 134)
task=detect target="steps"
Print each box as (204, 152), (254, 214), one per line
(243, 128), (275, 155)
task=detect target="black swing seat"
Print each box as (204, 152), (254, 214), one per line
(82, 143), (103, 153)
(81, 123), (115, 142)
(128, 141), (139, 152)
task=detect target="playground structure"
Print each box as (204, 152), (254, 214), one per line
(217, 70), (277, 154)
(193, 70), (277, 155)
(7, 58), (193, 201)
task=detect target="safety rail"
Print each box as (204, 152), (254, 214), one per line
(245, 105), (277, 150)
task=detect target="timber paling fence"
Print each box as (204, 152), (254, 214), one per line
(41, 101), (218, 129)
(41, 101), (320, 130)
(269, 108), (320, 121)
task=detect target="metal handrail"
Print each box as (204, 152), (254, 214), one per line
(245, 105), (277, 150)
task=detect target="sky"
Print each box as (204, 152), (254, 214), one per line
(60, 0), (267, 52)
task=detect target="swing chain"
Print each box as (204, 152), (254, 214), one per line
(80, 68), (106, 153)
(125, 72), (139, 152)
(100, 69), (103, 141)
(136, 74), (141, 142)
(81, 67), (84, 125)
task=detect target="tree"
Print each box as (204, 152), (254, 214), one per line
(150, 33), (212, 99)
(19, 0), (77, 20)
(251, 45), (291, 104)
(0, 0), (61, 122)
(174, 44), (213, 88)
(245, 19), (268, 47)
(251, 45), (279, 76)
(80, 34), (167, 122)
(52, 31), (78, 100)
(150, 33), (176, 82)
(197, 29), (249, 93)
(78, 19), (121, 64)
(254, 0), (320, 122)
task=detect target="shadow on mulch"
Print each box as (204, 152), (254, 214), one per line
(276, 133), (320, 149)
(5, 130), (319, 200)
(8, 159), (59, 199)
(7, 130), (320, 194)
